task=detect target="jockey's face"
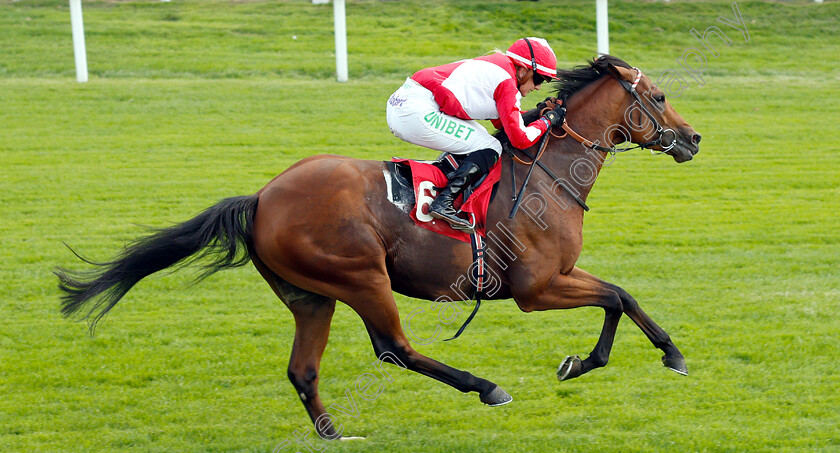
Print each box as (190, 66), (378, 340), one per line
(516, 67), (541, 97)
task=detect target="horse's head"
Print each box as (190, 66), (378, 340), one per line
(606, 64), (701, 163)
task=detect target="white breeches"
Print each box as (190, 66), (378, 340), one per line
(386, 78), (502, 155)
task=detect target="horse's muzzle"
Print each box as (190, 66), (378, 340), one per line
(668, 129), (700, 163)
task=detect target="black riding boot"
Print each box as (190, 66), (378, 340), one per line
(429, 161), (484, 232)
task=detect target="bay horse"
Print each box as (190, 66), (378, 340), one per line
(56, 55), (701, 438)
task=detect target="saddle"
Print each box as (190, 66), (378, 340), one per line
(385, 153), (501, 243)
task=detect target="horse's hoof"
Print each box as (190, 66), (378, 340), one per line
(480, 385), (513, 406)
(557, 355), (583, 381)
(662, 354), (688, 376)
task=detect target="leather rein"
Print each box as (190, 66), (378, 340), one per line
(507, 67), (676, 217)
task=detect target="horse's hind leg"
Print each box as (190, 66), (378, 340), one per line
(287, 295), (337, 438)
(344, 284), (511, 406)
(252, 258), (339, 439)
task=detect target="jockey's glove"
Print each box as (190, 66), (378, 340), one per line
(541, 106), (566, 129)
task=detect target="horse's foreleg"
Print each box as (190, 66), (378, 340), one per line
(556, 304), (623, 381)
(609, 284), (687, 375)
(514, 266), (686, 380)
(345, 285), (511, 406)
(515, 267), (623, 380)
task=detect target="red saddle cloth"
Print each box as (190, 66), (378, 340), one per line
(392, 158), (501, 243)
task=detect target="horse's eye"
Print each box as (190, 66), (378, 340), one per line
(655, 94), (666, 103)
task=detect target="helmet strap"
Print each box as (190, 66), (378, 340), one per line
(523, 38), (538, 73)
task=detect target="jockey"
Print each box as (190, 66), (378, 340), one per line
(386, 37), (564, 232)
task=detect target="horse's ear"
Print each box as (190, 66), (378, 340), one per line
(607, 63), (632, 82)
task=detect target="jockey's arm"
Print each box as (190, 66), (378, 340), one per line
(493, 79), (549, 150)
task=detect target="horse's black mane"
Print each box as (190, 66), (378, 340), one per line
(494, 54), (633, 146)
(553, 54), (632, 101)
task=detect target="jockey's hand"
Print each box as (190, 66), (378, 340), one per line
(536, 96), (558, 112)
(541, 106), (566, 128)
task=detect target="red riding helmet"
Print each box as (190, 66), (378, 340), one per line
(506, 37), (558, 80)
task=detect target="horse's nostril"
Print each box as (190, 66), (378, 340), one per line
(692, 134), (702, 144)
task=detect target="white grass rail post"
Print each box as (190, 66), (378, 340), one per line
(333, 0), (348, 82)
(596, 0), (609, 56)
(69, 0), (88, 83)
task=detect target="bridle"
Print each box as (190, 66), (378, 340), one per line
(562, 67), (677, 155)
(507, 66), (678, 216)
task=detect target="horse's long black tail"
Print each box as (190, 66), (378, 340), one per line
(55, 194), (259, 333)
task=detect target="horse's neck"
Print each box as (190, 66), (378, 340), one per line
(540, 77), (622, 202)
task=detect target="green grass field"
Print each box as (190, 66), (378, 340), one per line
(2, 0), (839, 451)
